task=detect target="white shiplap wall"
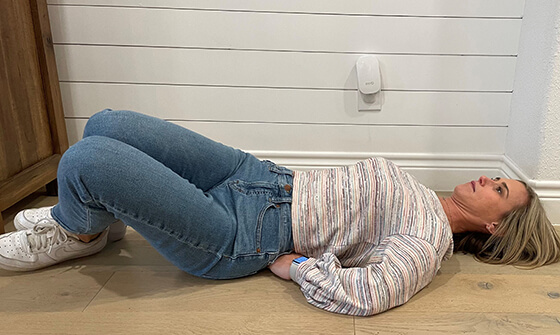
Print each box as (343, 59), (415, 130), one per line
(47, 0), (524, 191)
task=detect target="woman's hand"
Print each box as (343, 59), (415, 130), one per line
(268, 253), (304, 280)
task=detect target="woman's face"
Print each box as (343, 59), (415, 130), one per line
(451, 176), (529, 224)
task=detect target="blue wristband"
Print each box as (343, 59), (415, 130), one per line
(293, 256), (308, 264)
(290, 256), (308, 280)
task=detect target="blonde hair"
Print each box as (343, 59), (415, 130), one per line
(454, 181), (560, 269)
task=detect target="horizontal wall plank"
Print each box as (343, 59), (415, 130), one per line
(403, 168), (502, 192)
(61, 83), (511, 126)
(65, 118), (505, 191)
(65, 118), (506, 154)
(47, 0), (525, 18)
(54, 45), (517, 91)
(196, 150), (503, 191)
(48, 6), (521, 55)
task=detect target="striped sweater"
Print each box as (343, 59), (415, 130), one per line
(290, 157), (453, 316)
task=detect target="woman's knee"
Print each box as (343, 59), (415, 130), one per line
(58, 136), (134, 205)
(83, 109), (138, 138)
(58, 136), (117, 180)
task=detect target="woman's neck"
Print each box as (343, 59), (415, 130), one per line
(438, 196), (485, 234)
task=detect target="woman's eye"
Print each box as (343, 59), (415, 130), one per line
(496, 186), (502, 194)
(492, 177), (501, 181)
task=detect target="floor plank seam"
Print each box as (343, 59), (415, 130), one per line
(82, 271), (116, 312)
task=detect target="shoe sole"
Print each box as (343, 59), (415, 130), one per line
(0, 233), (108, 272)
(14, 212), (126, 242)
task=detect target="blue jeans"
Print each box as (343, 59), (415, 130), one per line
(52, 109), (295, 279)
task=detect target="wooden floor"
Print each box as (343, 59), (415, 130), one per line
(1, 190), (560, 334)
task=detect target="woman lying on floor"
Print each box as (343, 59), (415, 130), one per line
(1, 109), (558, 316)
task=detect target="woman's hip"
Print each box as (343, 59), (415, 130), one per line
(197, 158), (295, 279)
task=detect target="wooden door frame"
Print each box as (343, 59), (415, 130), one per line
(0, 0), (68, 231)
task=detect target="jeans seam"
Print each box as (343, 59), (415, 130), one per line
(204, 151), (249, 194)
(91, 196), (223, 258)
(221, 252), (271, 260)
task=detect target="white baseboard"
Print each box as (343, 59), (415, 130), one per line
(248, 151), (560, 224)
(249, 150), (504, 191)
(503, 156), (560, 224)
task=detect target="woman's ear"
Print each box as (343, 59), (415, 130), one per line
(485, 222), (499, 234)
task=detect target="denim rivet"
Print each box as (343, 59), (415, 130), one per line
(256, 248), (261, 253)
(284, 184), (292, 192)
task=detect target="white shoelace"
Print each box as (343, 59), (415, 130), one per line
(25, 220), (70, 254)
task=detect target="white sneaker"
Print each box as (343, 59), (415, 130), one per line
(14, 206), (127, 242)
(0, 221), (108, 271)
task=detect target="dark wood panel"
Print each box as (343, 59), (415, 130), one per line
(0, 37), (22, 180)
(31, 0), (69, 155)
(0, 0), (53, 179)
(0, 154), (60, 211)
(0, 0), (69, 233)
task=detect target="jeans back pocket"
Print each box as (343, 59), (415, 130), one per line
(227, 180), (281, 256)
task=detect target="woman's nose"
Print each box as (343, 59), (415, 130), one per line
(479, 176), (490, 186)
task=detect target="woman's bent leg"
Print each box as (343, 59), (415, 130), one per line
(52, 135), (238, 276)
(82, 109), (245, 192)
